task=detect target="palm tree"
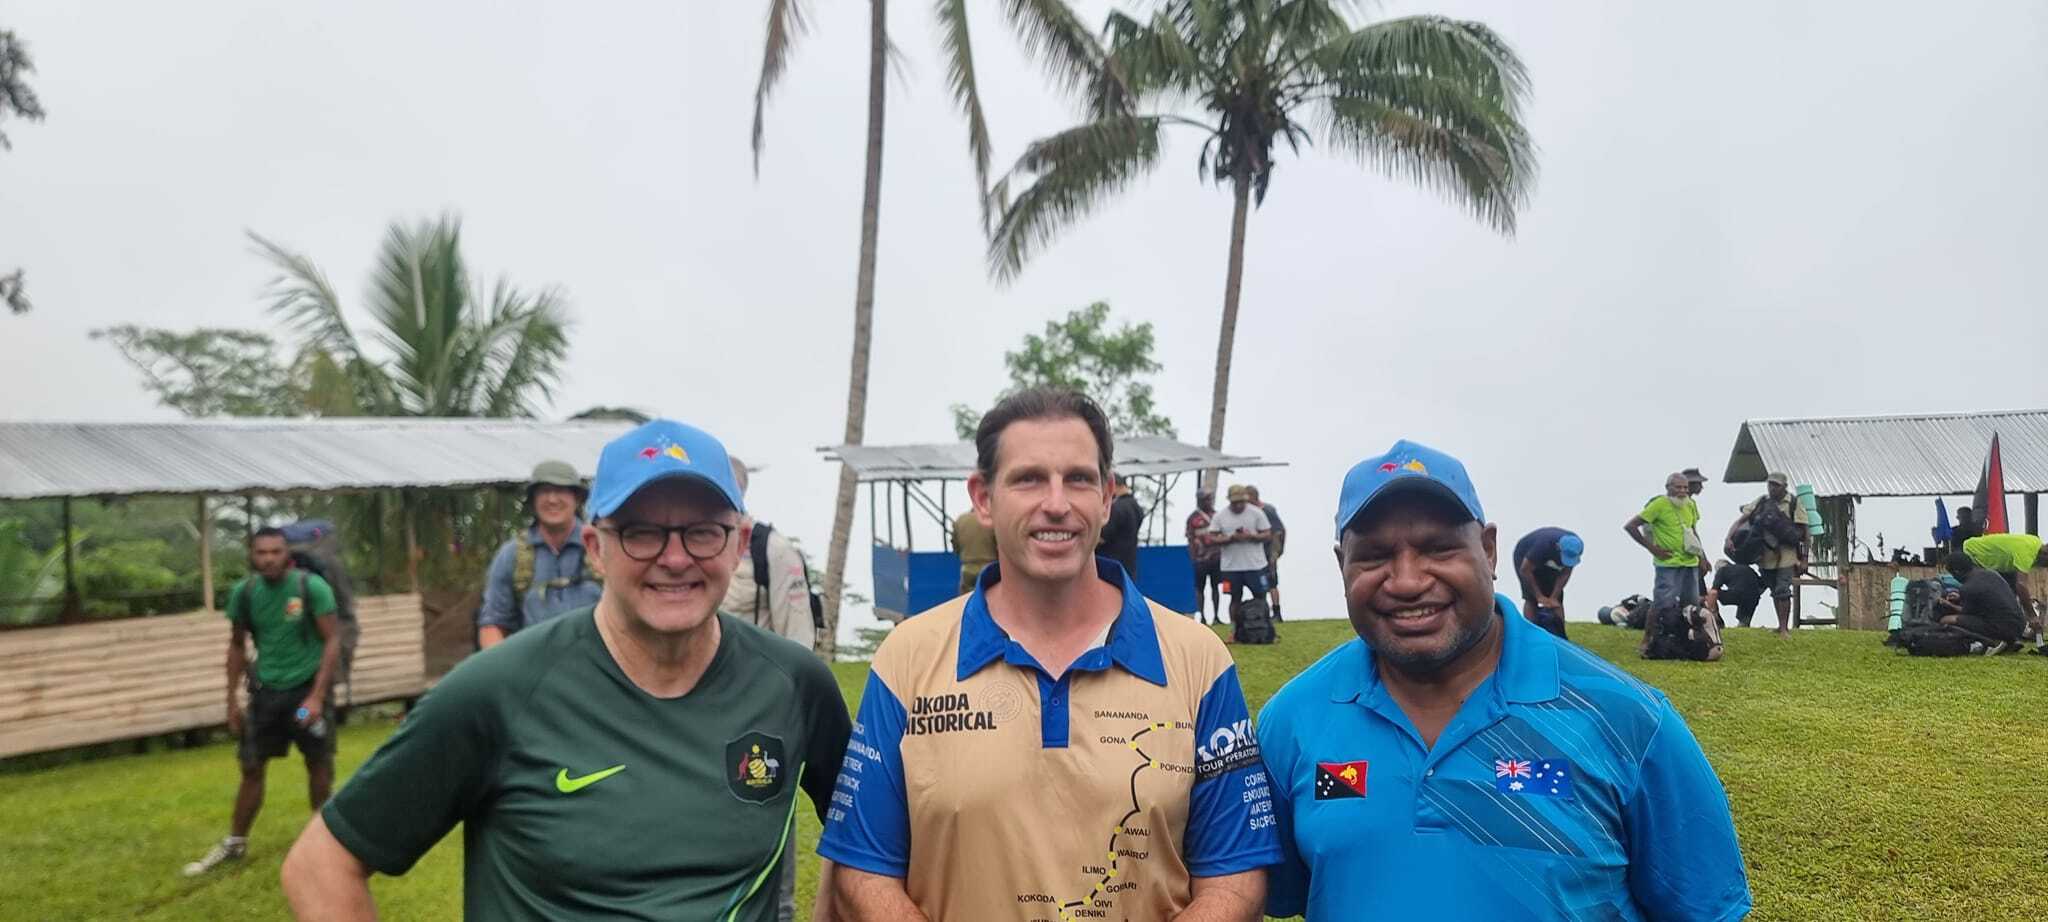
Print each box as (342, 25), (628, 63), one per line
(988, 0), (1536, 485)
(750, 0), (1099, 656)
(250, 216), (573, 591)
(250, 215), (571, 419)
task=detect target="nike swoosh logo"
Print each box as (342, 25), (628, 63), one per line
(555, 765), (626, 793)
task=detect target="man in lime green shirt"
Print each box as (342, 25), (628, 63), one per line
(1624, 472), (1704, 652)
(183, 526), (342, 877)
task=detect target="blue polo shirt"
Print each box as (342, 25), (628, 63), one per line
(477, 523), (604, 633)
(819, 559), (1281, 920)
(1257, 596), (1750, 921)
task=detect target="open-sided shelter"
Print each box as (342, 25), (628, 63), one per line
(824, 436), (1283, 620)
(1722, 409), (2047, 629)
(0, 418), (630, 758)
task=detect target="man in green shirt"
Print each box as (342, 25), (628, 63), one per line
(1623, 472), (1704, 654)
(280, 419), (851, 922)
(183, 526), (343, 877)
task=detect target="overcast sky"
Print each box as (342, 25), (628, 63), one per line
(5, 1), (2045, 638)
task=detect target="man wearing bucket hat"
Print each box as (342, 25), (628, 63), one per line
(1254, 440), (1749, 920)
(1511, 526), (1582, 639)
(281, 420), (852, 922)
(477, 459), (604, 648)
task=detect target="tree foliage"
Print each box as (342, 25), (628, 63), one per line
(952, 301), (1175, 439)
(3, 29), (47, 314)
(569, 406), (652, 424)
(90, 326), (302, 418)
(983, 0), (1534, 481)
(751, 0), (1101, 227)
(250, 214), (572, 419)
(0, 519), (69, 625)
(988, 0), (1536, 278)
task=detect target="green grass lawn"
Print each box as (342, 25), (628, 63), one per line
(5, 622), (2044, 920)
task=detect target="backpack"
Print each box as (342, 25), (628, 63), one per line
(751, 523), (827, 634)
(1886, 623), (1980, 657)
(1644, 604), (1720, 660)
(1233, 598), (1277, 645)
(279, 520), (359, 709)
(1901, 579), (1944, 630)
(1726, 524), (1767, 566)
(511, 532), (602, 613)
(1749, 495), (1804, 546)
(1609, 594), (1649, 630)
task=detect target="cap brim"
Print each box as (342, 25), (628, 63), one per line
(1340, 477), (1477, 535)
(591, 470), (740, 519)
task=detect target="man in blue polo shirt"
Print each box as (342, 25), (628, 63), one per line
(1257, 440), (1750, 920)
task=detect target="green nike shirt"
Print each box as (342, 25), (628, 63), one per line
(322, 608), (850, 921)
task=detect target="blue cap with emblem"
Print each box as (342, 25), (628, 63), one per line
(1334, 439), (1486, 539)
(1557, 532), (1585, 568)
(589, 419), (747, 519)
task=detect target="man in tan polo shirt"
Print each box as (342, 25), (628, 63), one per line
(819, 387), (1278, 921)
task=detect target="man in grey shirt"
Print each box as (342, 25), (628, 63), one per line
(1208, 484), (1273, 623)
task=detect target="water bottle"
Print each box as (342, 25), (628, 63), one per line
(297, 706), (328, 739)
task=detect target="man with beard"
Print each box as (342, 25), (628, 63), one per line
(1254, 440), (1749, 920)
(1625, 473), (1705, 655)
(280, 420), (851, 921)
(822, 388), (1277, 922)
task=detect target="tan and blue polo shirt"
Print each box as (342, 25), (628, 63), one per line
(819, 560), (1281, 921)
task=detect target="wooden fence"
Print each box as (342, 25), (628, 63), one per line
(0, 593), (426, 759)
(1835, 563), (2048, 631)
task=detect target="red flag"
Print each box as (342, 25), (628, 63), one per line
(1973, 434), (2010, 534)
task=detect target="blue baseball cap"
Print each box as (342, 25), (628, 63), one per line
(1558, 532), (1585, 568)
(1334, 439), (1486, 539)
(589, 420), (747, 519)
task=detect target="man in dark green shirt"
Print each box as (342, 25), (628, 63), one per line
(184, 526), (342, 877)
(280, 420), (850, 921)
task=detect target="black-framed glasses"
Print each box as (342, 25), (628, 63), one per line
(596, 522), (737, 562)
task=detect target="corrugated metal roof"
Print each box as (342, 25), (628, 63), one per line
(1722, 409), (2048, 497)
(823, 436), (1282, 482)
(0, 419), (634, 500)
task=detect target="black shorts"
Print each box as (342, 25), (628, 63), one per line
(1222, 569), (1269, 597)
(239, 681), (335, 768)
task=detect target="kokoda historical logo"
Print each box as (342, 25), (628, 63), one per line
(724, 731), (787, 804)
(905, 692), (998, 736)
(1194, 718), (1262, 781)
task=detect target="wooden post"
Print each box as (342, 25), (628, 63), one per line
(2026, 493), (2040, 536)
(404, 491), (420, 593)
(61, 497), (79, 618)
(197, 495), (214, 612)
(372, 492), (388, 595)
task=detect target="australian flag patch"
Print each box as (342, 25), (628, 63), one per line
(1494, 757), (1573, 797)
